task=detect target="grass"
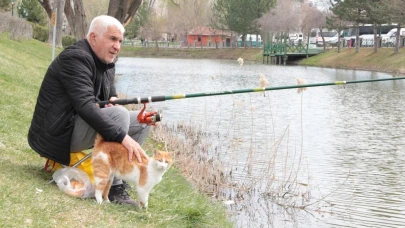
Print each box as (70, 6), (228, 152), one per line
(300, 47), (405, 74)
(120, 45), (264, 62)
(0, 33), (232, 228)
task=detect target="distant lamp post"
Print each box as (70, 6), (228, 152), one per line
(11, 0), (14, 16)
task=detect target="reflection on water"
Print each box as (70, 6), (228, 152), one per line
(116, 57), (405, 227)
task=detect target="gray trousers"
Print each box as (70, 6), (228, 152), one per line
(70, 106), (151, 186)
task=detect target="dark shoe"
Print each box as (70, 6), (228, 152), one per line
(122, 180), (132, 190)
(108, 184), (137, 205)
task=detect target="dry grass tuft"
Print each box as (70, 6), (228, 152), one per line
(0, 13), (33, 41)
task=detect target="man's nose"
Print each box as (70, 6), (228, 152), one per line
(113, 41), (121, 50)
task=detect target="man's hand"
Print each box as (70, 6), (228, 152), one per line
(105, 96), (119, 107)
(121, 135), (148, 163)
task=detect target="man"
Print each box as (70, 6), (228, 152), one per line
(28, 15), (150, 205)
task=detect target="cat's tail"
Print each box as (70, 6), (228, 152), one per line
(94, 134), (105, 147)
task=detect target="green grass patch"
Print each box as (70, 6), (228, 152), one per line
(300, 47), (405, 73)
(0, 34), (232, 227)
(120, 45), (263, 62)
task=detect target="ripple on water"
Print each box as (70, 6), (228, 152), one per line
(116, 57), (405, 227)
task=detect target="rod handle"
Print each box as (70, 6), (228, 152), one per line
(98, 98), (139, 106)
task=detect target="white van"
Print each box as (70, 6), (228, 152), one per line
(309, 29), (337, 46)
(381, 28), (405, 46)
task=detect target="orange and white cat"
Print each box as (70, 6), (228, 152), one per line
(91, 135), (173, 208)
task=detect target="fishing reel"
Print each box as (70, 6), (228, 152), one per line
(137, 103), (162, 126)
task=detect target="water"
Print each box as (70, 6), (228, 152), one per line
(115, 57), (405, 228)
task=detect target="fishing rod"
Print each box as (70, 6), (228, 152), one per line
(99, 76), (405, 107)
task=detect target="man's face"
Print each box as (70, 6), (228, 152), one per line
(90, 25), (123, 64)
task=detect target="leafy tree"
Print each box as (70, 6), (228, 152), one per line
(213, 0), (275, 47)
(380, 0), (405, 53)
(330, 0), (371, 53)
(18, 0), (47, 26)
(125, 1), (151, 39)
(0, 0), (10, 10)
(326, 14), (348, 53)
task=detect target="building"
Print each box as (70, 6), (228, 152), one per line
(186, 26), (232, 46)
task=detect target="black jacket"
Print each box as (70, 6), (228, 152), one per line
(28, 39), (126, 165)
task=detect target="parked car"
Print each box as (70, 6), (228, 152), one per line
(327, 33), (339, 46)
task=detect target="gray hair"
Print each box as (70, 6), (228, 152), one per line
(86, 15), (125, 39)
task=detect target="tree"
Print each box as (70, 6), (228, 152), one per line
(302, 5), (330, 51)
(258, 0), (301, 43)
(39, 0), (147, 43)
(326, 14), (350, 53)
(139, 7), (166, 48)
(83, 0), (109, 23)
(0, 0), (10, 10)
(330, 0), (370, 53)
(39, 0), (85, 46)
(213, 0), (275, 47)
(125, 1), (151, 39)
(107, 0), (143, 26)
(380, 0), (405, 53)
(18, 0), (47, 25)
(164, 0), (213, 47)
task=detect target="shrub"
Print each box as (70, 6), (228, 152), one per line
(62, 35), (77, 48)
(0, 12), (32, 41)
(32, 23), (49, 42)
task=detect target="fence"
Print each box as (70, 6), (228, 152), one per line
(121, 40), (263, 49)
(339, 37), (405, 48)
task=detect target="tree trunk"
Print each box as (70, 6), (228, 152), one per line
(55, 1), (65, 48)
(40, 0), (87, 41)
(395, 24), (401, 54)
(337, 29), (341, 54)
(107, 0), (143, 26)
(355, 26), (359, 53)
(39, 0), (64, 46)
(320, 27), (326, 52)
(373, 23), (378, 53)
(65, 0), (88, 40)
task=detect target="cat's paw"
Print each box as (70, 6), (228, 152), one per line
(139, 201), (148, 209)
(96, 197), (103, 204)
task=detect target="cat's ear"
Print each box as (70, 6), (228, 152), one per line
(154, 149), (161, 156)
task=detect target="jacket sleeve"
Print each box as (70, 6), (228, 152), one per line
(58, 50), (126, 143)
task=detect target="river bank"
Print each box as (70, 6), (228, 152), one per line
(121, 46), (405, 74)
(0, 34), (231, 227)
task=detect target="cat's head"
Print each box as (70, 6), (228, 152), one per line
(152, 149), (173, 170)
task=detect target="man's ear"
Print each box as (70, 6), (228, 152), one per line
(88, 32), (97, 45)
